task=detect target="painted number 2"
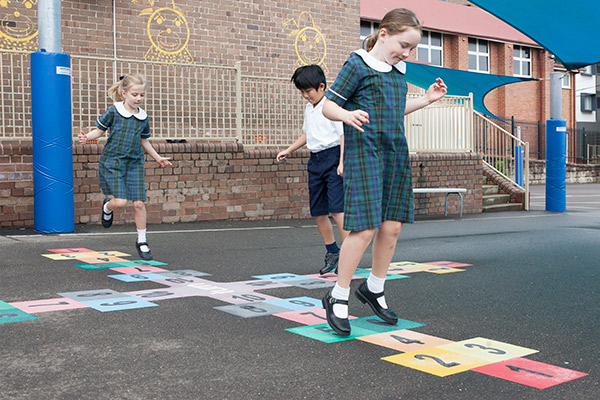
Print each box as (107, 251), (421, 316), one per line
(414, 354), (460, 368)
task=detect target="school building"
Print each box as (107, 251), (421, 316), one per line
(0, 0), (592, 228)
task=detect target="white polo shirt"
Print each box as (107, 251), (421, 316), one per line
(303, 96), (343, 153)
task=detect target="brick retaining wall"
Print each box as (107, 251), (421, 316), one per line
(1, 141), (483, 227)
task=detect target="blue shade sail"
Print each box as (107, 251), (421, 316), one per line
(405, 62), (535, 119)
(469, 0), (600, 70)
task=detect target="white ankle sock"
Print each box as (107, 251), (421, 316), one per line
(330, 284), (349, 319)
(103, 202), (113, 219)
(367, 273), (388, 309)
(137, 229), (148, 251)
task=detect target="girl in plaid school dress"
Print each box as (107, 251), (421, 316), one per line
(321, 8), (448, 335)
(79, 73), (172, 260)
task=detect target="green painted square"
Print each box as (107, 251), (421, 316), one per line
(350, 316), (425, 334)
(0, 308), (38, 324)
(0, 300), (14, 310)
(286, 323), (376, 343)
(352, 268), (409, 280)
(73, 262), (123, 270)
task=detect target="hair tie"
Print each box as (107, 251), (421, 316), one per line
(119, 75), (126, 80)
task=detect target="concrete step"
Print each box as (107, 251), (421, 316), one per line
(482, 184), (499, 196)
(483, 203), (523, 212)
(483, 193), (511, 206)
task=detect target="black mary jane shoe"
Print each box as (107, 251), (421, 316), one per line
(355, 281), (398, 325)
(101, 198), (113, 228)
(136, 241), (153, 260)
(322, 289), (351, 336)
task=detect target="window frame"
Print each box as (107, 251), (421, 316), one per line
(513, 45), (532, 78)
(468, 38), (490, 73)
(417, 30), (443, 67)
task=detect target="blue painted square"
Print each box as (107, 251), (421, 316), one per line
(108, 273), (168, 282)
(264, 296), (322, 311)
(252, 273), (308, 282)
(352, 268), (410, 280)
(81, 297), (158, 312)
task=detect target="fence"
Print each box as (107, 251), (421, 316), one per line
(2, 50), (475, 152)
(474, 111), (530, 209)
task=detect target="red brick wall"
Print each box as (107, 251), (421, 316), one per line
(0, 140), (483, 228)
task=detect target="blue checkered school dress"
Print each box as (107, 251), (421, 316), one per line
(325, 50), (414, 231)
(96, 103), (151, 201)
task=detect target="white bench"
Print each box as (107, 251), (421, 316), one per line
(413, 188), (467, 217)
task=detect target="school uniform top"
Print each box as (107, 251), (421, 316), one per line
(96, 102), (151, 201)
(325, 49), (414, 231)
(303, 96), (343, 153)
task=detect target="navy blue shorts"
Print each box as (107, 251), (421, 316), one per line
(307, 145), (344, 216)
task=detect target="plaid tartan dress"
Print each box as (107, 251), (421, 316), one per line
(96, 103), (151, 201)
(325, 50), (414, 231)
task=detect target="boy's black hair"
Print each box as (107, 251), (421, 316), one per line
(291, 64), (327, 91)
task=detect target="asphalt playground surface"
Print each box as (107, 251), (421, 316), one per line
(1, 184), (598, 399)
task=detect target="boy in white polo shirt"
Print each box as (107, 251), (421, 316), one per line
(277, 65), (348, 274)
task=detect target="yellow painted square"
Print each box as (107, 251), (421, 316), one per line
(81, 256), (128, 264)
(388, 261), (437, 273)
(382, 347), (490, 377)
(358, 329), (454, 353)
(437, 337), (538, 363)
(423, 266), (465, 274)
(88, 251), (130, 257)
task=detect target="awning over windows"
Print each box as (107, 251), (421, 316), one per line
(469, 0), (600, 70)
(405, 62), (535, 120)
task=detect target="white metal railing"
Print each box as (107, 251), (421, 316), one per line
(474, 111), (530, 210)
(405, 93), (473, 152)
(1, 50), (472, 153)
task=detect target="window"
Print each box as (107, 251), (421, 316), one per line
(561, 72), (571, 88)
(513, 45), (531, 77)
(360, 20), (378, 43)
(581, 93), (596, 112)
(468, 38), (489, 73)
(417, 31), (443, 66)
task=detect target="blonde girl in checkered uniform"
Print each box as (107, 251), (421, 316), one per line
(79, 73), (172, 260)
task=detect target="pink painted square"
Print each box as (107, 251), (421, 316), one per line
(472, 357), (588, 389)
(274, 308), (357, 325)
(423, 261), (473, 268)
(47, 248), (94, 254)
(110, 266), (169, 274)
(10, 298), (89, 314)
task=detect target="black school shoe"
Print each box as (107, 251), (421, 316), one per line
(355, 281), (398, 325)
(322, 289), (351, 336)
(319, 251), (339, 275)
(101, 198), (113, 228)
(136, 241), (153, 260)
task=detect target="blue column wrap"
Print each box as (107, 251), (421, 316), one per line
(31, 51), (74, 232)
(545, 119), (566, 212)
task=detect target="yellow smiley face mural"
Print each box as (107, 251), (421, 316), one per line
(134, 0), (193, 63)
(283, 12), (328, 74)
(0, 0), (38, 51)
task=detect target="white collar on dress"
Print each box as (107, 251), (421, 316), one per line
(115, 101), (147, 120)
(352, 49), (406, 74)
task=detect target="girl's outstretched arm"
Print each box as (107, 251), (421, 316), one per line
(405, 77), (447, 115)
(141, 139), (172, 167)
(322, 99), (369, 133)
(79, 128), (104, 144)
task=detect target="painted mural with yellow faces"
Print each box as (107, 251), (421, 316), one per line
(283, 12), (328, 74)
(132, 0), (193, 63)
(0, 0), (38, 51)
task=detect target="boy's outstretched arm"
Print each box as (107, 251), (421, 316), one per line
(276, 132), (307, 162)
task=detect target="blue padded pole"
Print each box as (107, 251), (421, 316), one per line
(31, 51), (74, 232)
(545, 119), (567, 212)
